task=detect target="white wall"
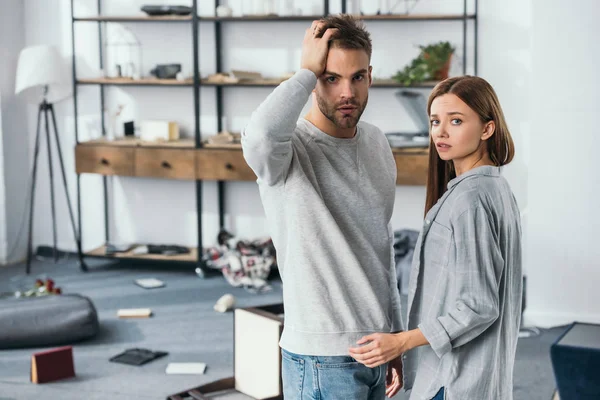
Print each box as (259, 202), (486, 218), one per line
(524, 0), (600, 327)
(0, 0), (27, 265)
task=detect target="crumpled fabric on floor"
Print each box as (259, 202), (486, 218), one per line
(202, 230), (277, 293)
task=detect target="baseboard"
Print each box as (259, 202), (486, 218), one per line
(524, 309), (600, 328)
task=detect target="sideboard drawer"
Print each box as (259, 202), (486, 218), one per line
(135, 148), (195, 180)
(75, 145), (135, 176)
(196, 149), (256, 181)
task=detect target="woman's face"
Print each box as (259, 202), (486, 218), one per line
(429, 93), (493, 166)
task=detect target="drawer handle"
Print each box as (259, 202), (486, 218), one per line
(225, 163), (234, 170)
(161, 161), (172, 169)
(100, 158), (110, 166)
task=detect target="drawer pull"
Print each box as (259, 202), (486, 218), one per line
(161, 161), (172, 169)
(225, 163), (234, 170)
(100, 158), (110, 166)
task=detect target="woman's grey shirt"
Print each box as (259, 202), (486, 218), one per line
(404, 166), (522, 400)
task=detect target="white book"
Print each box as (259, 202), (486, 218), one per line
(134, 278), (165, 289)
(117, 308), (152, 318)
(165, 362), (206, 375)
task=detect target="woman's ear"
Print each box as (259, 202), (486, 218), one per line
(481, 121), (495, 141)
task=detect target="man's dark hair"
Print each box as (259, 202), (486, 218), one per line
(316, 14), (372, 59)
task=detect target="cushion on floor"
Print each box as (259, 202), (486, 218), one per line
(0, 294), (99, 349)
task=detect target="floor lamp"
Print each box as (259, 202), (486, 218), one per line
(15, 45), (87, 273)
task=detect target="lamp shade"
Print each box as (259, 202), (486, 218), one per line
(15, 45), (71, 104)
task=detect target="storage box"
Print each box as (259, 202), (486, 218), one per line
(167, 303), (284, 400)
(140, 120), (179, 142)
(551, 322), (600, 400)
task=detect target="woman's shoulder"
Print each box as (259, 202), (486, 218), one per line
(447, 172), (510, 218)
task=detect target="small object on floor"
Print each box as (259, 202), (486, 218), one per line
(117, 308), (152, 318)
(31, 346), (75, 384)
(110, 348), (168, 366)
(214, 293), (236, 313)
(165, 362), (206, 375)
(134, 278), (165, 289)
(147, 244), (189, 255)
(105, 242), (133, 255)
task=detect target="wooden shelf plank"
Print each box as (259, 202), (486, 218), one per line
(86, 245), (198, 262)
(77, 77), (193, 86)
(359, 14), (476, 21)
(73, 14), (476, 23)
(201, 78), (439, 88)
(201, 15), (324, 22)
(74, 15), (192, 22)
(78, 138), (195, 148)
(77, 77), (439, 89)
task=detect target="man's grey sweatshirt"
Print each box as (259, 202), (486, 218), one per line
(241, 69), (403, 356)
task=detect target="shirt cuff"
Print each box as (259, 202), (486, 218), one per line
(418, 319), (452, 358)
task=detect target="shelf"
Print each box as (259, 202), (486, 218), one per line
(74, 15), (193, 22)
(78, 77), (439, 89)
(358, 14), (476, 21)
(77, 77), (193, 86)
(73, 14), (476, 23)
(79, 138), (195, 148)
(86, 245), (198, 262)
(201, 78), (439, 88)
(201, 15), (324, 22)
(75, 141), (428, 185)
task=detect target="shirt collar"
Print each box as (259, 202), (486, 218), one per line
(447, 165), (501, 189)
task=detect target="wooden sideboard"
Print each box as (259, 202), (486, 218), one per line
(75, 138), (429, 185)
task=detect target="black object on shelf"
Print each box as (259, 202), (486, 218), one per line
(140, 5), (192, 16)
(150, 63), (181, 79)
(110, 348), (168, 366)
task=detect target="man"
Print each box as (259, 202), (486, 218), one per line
(242, 15), (403, 399)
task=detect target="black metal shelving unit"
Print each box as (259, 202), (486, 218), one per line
(69, 0), (477, 274)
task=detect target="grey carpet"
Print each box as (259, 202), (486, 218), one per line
(0, 256), (565, 400)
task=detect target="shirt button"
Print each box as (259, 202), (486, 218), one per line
(425, 220), (431, 225)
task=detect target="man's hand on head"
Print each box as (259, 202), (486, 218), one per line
(300, 20), (338, 77)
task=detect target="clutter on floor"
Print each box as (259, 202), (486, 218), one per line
(168, 303), (284, 400)
(201, 229), (277, 293)
(0, 293), (99, 349)
(134, 278), (166, 289)
(393, 229), (419, 295)
(165, 362), (207, 375)
(30, 346), (75, 384)
(104, 243), (190, 256)
(117, 308), (152, 318)
(109, 348), (168, 366)
(213, 293), (236, 313)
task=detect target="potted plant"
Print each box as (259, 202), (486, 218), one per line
(393, 41), (455, 86)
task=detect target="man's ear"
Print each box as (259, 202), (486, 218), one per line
(481, 121), (495, 141)
(368, 65), (373, 87)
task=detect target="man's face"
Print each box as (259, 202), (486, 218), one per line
(315, 47), (372, 129)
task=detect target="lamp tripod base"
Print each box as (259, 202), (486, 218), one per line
(25, 101), (87, 274)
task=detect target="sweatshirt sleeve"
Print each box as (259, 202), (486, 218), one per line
(418, 204), (503, 358)
(241, 69), (317, 186)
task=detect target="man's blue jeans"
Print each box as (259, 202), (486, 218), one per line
(281, 348), (386, 400)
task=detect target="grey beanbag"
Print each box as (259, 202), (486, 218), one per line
(0, 294), (99, 349)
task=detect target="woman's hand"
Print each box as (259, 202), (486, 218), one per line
(349, 329), (429, 368)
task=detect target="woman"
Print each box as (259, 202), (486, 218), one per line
(349, 76), (522, 400)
